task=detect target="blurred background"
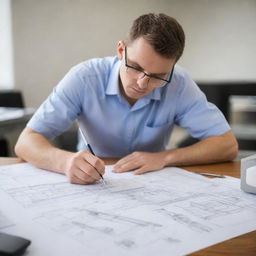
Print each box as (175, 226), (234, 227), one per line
(0, 0), (256, 158)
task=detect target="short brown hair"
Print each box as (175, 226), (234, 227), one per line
(127, 13), (185, 61)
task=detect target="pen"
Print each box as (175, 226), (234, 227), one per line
(77, 121), (105, 184)
(191, 171), (225, 178)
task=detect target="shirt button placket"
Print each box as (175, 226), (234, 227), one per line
(125, 109), (137, 154)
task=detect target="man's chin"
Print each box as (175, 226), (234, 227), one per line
(130, 87), (147, 96)
(128, 93), (145, 100)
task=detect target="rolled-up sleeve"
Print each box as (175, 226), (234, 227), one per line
(27, 66), (84, 140)
(174, 71), (231, 139)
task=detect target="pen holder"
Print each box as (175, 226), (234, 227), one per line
(241, 154), (256, 194)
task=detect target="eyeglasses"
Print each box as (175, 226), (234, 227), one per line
(124, 46), (174, 88)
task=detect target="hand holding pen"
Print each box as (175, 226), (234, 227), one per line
(63, 120), (105, 185)
(77, 124), (106, 184)
(77, 120), (106, 184)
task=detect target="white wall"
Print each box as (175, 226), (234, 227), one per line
(0, 0), (14, 88)
(11, 0), (256, 107)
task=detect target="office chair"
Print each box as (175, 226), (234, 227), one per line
(0, 90), (24, 108)
(0, 90), (24, 156)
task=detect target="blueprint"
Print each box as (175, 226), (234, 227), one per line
(0, 163), (256, 256)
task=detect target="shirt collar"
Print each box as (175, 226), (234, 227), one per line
(106, 57), (121, 96)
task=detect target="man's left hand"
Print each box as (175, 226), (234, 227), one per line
(112, 151), (167, 175)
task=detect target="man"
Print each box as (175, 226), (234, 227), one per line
(15, 13), (238, 185)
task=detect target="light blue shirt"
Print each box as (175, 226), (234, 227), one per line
(27, 56), (230, 157)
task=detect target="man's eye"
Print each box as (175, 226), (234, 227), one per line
(153, 74), (167, 80)
(133, 67), (143, 72)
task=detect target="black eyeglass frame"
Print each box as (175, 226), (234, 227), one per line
(124, 46), (174, 87)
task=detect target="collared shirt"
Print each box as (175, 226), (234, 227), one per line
(27, 56), (230, 157)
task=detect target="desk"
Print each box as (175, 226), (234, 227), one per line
(0, 108), (34, 156)
(0, 108), (34, 134)
(0, 157), (255, 256)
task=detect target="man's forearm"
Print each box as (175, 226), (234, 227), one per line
(15, 129), (72, 174)
(164, 131), (238, 166)
(15, 128), (106, 185)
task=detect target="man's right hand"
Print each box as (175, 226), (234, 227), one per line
(15, 128), (105, 185)
(64, 150), (105, 184)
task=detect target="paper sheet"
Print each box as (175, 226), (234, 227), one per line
(0, 163), (256, 256)
(0, 107), (34, 121)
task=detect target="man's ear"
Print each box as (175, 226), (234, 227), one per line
(117, 40), (125, 60)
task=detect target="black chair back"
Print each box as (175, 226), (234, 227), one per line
(0, 90), (24, 108)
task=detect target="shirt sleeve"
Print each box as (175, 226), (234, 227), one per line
(27, 65), (85, 140)
(174, 71), (231, 139)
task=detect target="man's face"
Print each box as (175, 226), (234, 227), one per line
(117, 38), (176, 105)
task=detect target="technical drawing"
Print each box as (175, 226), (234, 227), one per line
(173, 191), (256, 221)
(1, 163), (256, 256)
(115, 239), (136, 249)
(0, 211), (14, 229)
(156, 208), (212, 233)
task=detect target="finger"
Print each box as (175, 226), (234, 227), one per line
(68, 169), (94, 185)
(75, 151), (104, 179)
(133, 167), (157, 175)
(81, 151), (105, 176)
(71, 176), (88, 184)
(93, 158), (105, 176)
(133, 167), (148, 175)
(75, 166), (96, 183)
(114, 154), (135, 167)
(72, 176), (94, 185)
(113, 160), (141, 173)
(69, 175), (85, 184)
(113, 154), (137, 172)
(77, 158), (102, 180)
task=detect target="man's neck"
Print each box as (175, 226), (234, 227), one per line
(118, 77), (137, 106)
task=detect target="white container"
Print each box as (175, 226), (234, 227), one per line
(241, 154), (256, 194)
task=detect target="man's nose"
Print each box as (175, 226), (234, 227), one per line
(137, 75), (149, 89)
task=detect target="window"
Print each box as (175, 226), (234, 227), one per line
(0, 0), (14, 89)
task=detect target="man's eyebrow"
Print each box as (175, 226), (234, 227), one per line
(127, 58), (169, 76)
(128, 58), (143, 69)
